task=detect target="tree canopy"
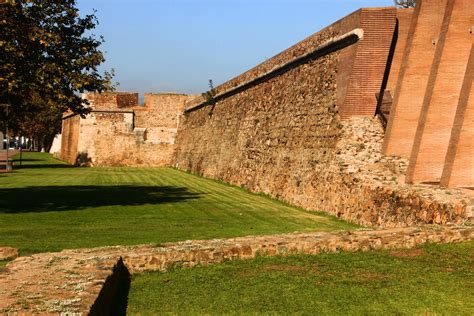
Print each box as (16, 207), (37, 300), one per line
(0, 0), (112, 147)
(394, 0), (416, 8)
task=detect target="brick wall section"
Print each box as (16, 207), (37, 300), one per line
(382, 0), (448, 158)
(339, 8), (396, 118)
(441, 45), (474, 188)
(407, 0), (474, 184)
(386, 8), (414, 95)
(59, 115), (80, 165)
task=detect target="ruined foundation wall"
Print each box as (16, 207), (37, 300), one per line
(2, 226), (473, 313)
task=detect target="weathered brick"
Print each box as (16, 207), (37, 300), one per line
(440, 44), (474, 188)
(407, 0), (474, 184)
(383, 0), (448, 158)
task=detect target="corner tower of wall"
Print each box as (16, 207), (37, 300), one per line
(382, 0), (448, 158)
(59, 91), (190, 167)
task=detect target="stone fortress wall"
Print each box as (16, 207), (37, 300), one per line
(174, 1), (473, 227)
(59, 0), (473, 227)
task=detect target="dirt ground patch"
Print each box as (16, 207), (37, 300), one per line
(263, 264), (305, 272)
(389, 248), (425, 258)
(359, 272), (388, 281)
(238, 264), (305, 278)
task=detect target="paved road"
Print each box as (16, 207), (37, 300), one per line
(0, 149), (18, 159)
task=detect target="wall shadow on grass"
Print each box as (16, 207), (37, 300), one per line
(0, 185), (201, 214)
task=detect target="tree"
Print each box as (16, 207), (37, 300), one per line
(0, 0), (112, 147)
(16, 91), (63, 151)
(394, 0), (416, 8)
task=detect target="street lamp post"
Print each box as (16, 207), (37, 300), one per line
(0, 103), (10, 171)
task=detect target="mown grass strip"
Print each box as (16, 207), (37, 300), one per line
(0, 153), (355, 255)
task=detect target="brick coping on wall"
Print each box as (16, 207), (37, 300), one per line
(1, 225), (473, 314)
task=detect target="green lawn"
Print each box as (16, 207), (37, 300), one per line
(128, 240), (474, 315)
(0, 152), (355, 255)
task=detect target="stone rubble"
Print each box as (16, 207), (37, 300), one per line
(0, 247), (19, 261)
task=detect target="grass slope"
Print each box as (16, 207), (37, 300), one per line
(0, 152), (354, 255)
(128, 240), (474, 315)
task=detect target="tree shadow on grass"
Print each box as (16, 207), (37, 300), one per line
(14, 164), (73, 169)
(13, 158), (43, 162)
(12, 158), (72, 169)
(0, 185), (202, 213)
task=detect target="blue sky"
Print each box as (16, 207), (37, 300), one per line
(77, 0), (395, 96)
